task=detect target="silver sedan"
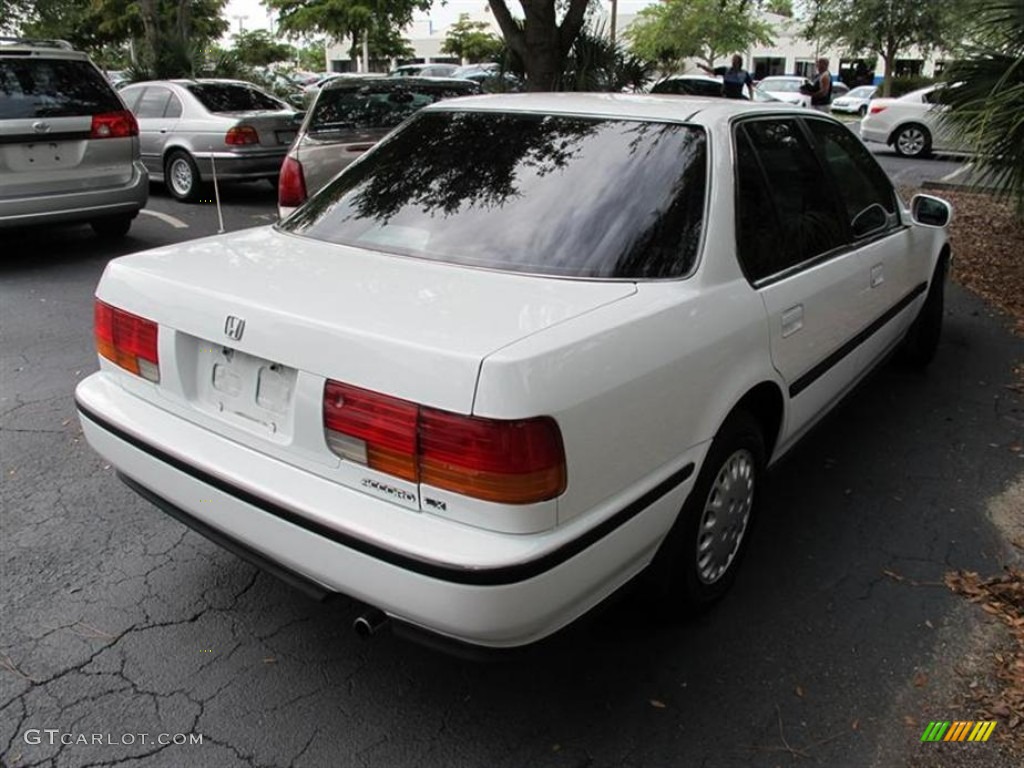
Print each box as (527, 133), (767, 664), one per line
(119, 79), (300, 201)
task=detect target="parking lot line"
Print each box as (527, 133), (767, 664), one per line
(140, 209), (189, 229)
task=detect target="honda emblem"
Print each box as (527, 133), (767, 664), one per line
(224, 315), (245, 341)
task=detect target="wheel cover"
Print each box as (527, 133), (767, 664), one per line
(696, 449), (755, 585)
(897, 128), (925, 156)
(169, 158), (193, 196)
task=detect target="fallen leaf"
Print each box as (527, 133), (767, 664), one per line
(795, 685), (805, 698)
(913, 672), (928, 688)
(262, 657), (276, 664)
(883, 569), (905, 582)
(903, 715), (917, 727)
(852, 719), (860, 731)
(650, 699), (667, 709)
(925, 620), (934, 629)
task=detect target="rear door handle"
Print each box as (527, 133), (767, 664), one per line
(781, 305), (804, 338)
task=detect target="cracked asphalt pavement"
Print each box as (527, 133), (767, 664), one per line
(2, 174), (1023, 767)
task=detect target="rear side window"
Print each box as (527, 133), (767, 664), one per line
(187, 84), (284, 113)
(0, 59), (121, 119)
(734, 118), (845, 281)
(283, 111), (707, 279)
(309, 84), (476, 133)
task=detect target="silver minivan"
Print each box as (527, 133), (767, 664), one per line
(278, 76), (479, 217)
(0, 38), (148, 237)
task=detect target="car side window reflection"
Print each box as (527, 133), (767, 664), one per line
(164, 94), (183, 119)
(135, 87), (171, 119)
(805, 119), (896, 239)
(734, 118), (845, 282)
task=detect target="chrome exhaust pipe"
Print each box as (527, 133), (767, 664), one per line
(353, 607), (389, 638)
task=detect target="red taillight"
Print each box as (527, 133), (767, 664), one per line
(94, 300), (160, 382)
(323, 380), (566, 504)
(225, 125), (260, 145)
(278, 156), (307, 209)
(90, 110), (138, 139)
(869, 104), (888, 115)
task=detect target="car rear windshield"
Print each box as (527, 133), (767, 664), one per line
(186, 83), (284, 113)
(0, 58), (121, 119)
(282, 111), (707, 279)
(308, 83), (477, 133)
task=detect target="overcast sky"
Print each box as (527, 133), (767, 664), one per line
(222, 0), (658, 38)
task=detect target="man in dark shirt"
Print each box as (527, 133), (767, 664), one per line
(698, 55), (754, 99)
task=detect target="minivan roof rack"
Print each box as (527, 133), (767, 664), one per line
(0, 37), (75, 50)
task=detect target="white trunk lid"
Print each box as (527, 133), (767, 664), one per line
(98, 227), (637, 416)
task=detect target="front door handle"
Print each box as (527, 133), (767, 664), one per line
(870, 264), (884, 288)
(781, 305), (804, 338)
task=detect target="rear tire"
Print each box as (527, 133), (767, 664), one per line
(165, 150), (202, 202)
(893, 124), (932, 158)
(858, 104), (868, 117)
(90, 214), (132, 239)
(650, 410), (765, 616)
(901, 255), (948, 369)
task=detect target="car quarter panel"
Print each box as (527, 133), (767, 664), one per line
(474, 278), (777, 525)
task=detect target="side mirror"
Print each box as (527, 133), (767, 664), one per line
(910, 194), (953, 228)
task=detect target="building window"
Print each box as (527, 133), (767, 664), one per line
(752, 57), (786, 80)
(894, 59), (924, 78)
(794, 60), (815, 78)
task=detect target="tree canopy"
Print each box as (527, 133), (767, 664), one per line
(804, 0), (951, 96)
(441, 14), (504, 63)
(233, 29), (294, 66)
(627, 0), (774, 72)
(265, 0), (429, 65)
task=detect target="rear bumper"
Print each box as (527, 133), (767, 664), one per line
(193, 150), (286, 181)
(75, 372), (695, 648)
(0, 161), (148, 229)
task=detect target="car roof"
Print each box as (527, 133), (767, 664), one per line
(322, 76), (478, 92)
(0, 37), (90, 60)
(426, 93), (806, 126)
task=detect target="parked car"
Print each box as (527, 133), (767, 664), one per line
(651, 75), (783, 102)
(831, 85), (877, 116)
(859, 84), (967, 158)
(0, 37), (147, 236)
(452, 64), (523, 92)
(756, 75), (848, 107)
(118, 79), (300, 202)
(279, 76), (479, 216)
(389, 63), (459, 78)
(77, 94), (952, 650)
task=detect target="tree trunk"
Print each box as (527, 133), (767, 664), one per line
(487, 0), (590, 92)
(138, 0), (161, 70)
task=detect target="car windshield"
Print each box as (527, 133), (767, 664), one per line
(0, 59), (121, 119)
(281, 111), (707, 279)
(760, 79), (801, 93)
(849, 86), (875, 98)
(187, 83), (285, 112)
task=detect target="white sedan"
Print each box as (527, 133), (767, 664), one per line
(76, 94), (952, 650)
(860, 84), (969, 158)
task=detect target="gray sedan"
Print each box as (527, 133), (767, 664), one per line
(119, 79), (300, 201)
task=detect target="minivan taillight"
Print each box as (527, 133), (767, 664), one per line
(94, 300), (160, 382)
(323, 381), (567, 505)
(278, 156), (307, 209)
(90, 110), (138, 139)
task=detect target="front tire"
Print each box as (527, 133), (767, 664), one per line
(901, 255), (948, 368)
(165, 150), (202, 202)
(893, 124), (932, 158)
(651, 411), (765, 615)
(858, 104), (868, 117)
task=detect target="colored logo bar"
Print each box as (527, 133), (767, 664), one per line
(921, 721), (997, 742)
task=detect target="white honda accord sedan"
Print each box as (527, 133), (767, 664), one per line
(76, 94), (952, 650)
